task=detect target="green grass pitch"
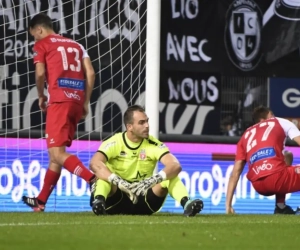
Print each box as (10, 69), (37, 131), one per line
(0, 213), (300, 250)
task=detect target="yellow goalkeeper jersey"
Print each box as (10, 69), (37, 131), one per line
(97, 132), (170, 182)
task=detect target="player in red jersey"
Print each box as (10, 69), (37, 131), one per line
(22, 13), (98, 211)
(226, 106), (300, 214)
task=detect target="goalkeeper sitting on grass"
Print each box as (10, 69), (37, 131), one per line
(90, 105), (203, 216)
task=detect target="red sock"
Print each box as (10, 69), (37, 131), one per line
(63, 155), (95, 182)
(37, 169), (60, 204)
(276, 194), (286, 204)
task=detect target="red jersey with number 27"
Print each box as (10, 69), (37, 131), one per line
(236, 117), (300, 182)
(33, 34), (89, 105)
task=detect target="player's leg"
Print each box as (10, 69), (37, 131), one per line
(131, 186), (167, 215)
(45, 103), (95, 183)
(135, 177), (203, 216)
(275, 165), (300, 214)
(22, 103), (95, 211)
(92, 179), (113, 215)
(159, 176), (203, 216)
(275, 151), (294, 212)
(48, 146), (96, 182)
(252, 167), (300, 214)
(92, 179), (133, 215)
(22, 159), (61, 211)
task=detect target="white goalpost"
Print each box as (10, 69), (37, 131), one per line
(0, 0), (160, 212)
(145, 0), (160, 139)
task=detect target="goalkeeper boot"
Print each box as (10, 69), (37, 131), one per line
(22, 196), (45, 212)
(92, 195), (106, 216)
(274, 205), (295, 215)
(183, 199), (204, 217)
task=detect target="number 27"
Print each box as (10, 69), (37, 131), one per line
(245, 121), (275, 152)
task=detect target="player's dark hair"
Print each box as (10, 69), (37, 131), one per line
(29, 13), (53, 30)
(252, 105), (272, 123)
(124, 105), (145, 127)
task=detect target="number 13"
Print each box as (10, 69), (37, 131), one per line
(245, 121), (275, 152)
(57, 46), (81, 72)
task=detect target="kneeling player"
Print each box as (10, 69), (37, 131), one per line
(90, 105), (203, 216)
(226, 106), (300, 215)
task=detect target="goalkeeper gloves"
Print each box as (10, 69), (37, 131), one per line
(107, 173), (138, 204)
(130, 171), (167, 196)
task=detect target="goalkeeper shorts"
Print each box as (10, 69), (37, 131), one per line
(105, 188), (166, 215)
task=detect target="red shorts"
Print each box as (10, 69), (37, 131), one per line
(252, 166), (300, 196)
(45, 102), (83, 148)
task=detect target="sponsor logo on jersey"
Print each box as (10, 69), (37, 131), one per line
(63, 91), (81, 101)
(159, 143), (167, 149)
(33, 51), (38, 57)
(274, 0), (300, 21)
(139, 149), (146, 160)
(224, 0), (263, 71)
(58, 78), (85, 90)
(252, 161), (273, 175)
(250, 147), (275, 164)
(120, 151), (127, 156)
(50, 37), (77, 44)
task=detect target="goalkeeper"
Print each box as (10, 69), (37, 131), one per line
(90, 105), (203, 216)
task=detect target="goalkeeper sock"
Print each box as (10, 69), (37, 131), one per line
(180, 197), (189, 208)
(161, 176), (189, 204)
(37, 169), (60, 204)
(63, 155), (95, 182)
(94, 179), (111, 200)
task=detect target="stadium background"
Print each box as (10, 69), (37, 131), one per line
(1, 0), (300, 214)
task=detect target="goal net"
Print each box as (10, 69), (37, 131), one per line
(0, 0), (146, 211)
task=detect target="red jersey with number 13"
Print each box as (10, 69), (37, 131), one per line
(236, 117), (300, 182)
(33, 34), (89, 105)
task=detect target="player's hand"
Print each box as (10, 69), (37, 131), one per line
(130, 174), (164, 196)
(38, 95), (47, 112)
(226, 206), (235, 214)
(81, 102), (89, 119)
(108, 173), (138, 204)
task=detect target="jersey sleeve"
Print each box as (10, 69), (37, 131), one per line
(235, 137), (246, 161)
(147, 136), (170, 161)
(78, 44), (89, 59)
(32, 42), (46, 64)
(97, 136), (119, 161)
(277, 117), (300, 140)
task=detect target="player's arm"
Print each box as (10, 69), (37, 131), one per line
(89, 151), (112, 182)
(33, 43), (47, 111)
(35, 63), (46, 97)
(278, 118), (300, 146)
(80, 45), (95, 105)
(130, 142), (181, 196)
(159, 153), (182, 180)
(226, 159), (246, 214)
(226, 139), (246, 214)
(90, 149), (138, 203)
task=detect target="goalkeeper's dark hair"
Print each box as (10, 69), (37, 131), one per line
(124, 105), (145, 127)
(29, 13), (53, 30)
(252, 105), (273, 123)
